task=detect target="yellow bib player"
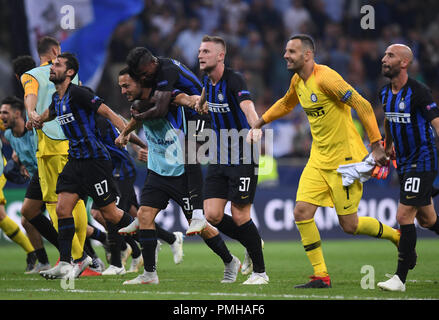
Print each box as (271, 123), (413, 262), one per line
(249, 34), (401, 288)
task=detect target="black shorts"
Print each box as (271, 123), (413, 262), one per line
(91, 175), (138, 212)
(204, 163), (258, 204)
(25, 172), (43, 201)
(398, 171), (437, 206)
(56, 158), (117, 208)
(140, 170), (192, 217)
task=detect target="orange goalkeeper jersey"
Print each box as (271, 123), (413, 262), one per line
(262, 64), (382, 169)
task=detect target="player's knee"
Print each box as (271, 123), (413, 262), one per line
(294, 204), (311, 221)
(56, 202), (73, 219)
(339, 221), (357, 234)
(21, 216), (30, 228)
(203, 206), (222, 225)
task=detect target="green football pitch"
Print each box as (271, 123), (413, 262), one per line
(0, 238), (438, 301)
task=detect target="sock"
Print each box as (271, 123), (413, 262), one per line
(428, 215), (439, 235)
(89, 226), (107, 244)
(355, 216), (400, 245)
(236, 219), (265, 273)
(107, 222), (122, 267)
(396, 224), (417, 283)
(71, 200), (88, 259)
(34, 248), (49, 264)
(46, 202), (82, 260)
(156, 223), (176, 244)
(116, 211), (134, 230)
(139, 229), (157, 272)
(83, 238), (97, 259)
(58, 217), (75, 262)
(124, 235), (141, 259)
(28, 213), (59, 249)
(203, 234), (233, 264)
(0, 216), (35, 253)
(214, 214), (240, 240)
(185, 163), (204, 210)
(192, 209), (205, 220)
(121, 238), (128, 251)
(296, 218), (328, 277)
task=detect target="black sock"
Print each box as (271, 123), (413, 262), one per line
(214, 214), (240, 240)
(84, 238), (97, 259)
(185, 163), (204, 210)
(236, 219), (265, 273)
(58, 217), (75, 263)
(396, 224), (417, 283)
(139, 229), (157, 272)
(428, 216), (439, 235)
(121, 238), (128, 251)
(29, 213), (59, 249)
(89, 226), (107, 244)
(107, 222), (122, 267)
(203, 234), (233, 264)
(156, 223), (176, 244)
(116, 212), (134, 230)
(34, 248), (49, 264)
(124, 235), (141, 259)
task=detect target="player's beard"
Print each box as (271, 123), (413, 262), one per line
(50, 71), (67, 85)
(287, 56), (305, 73)
(382, 64), (400, 79)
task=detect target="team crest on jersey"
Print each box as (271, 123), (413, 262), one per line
(398, 100), (406, 111)
(218, 93), (224, 102)
(310, 93), (318, 102)
(62, 104), (67, 112)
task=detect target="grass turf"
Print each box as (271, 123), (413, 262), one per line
(0, 238), (438, 301)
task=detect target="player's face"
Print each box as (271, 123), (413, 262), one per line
(284, 39), (306, 72)
(0, 104), (15, 129)
(118, 74), (142, 102)
(134, 61), (157, 86)
(198, 41), (222, 72)
(381, 48), (402, 78)
(49, 57), (69, 84)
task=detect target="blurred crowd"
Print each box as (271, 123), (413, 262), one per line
(1, 0), (439, 161)
(98, 0), (439, 160)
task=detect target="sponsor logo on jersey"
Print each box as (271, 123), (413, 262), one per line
(385, 112), (411, 124)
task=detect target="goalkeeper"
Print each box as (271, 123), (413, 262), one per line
(247, 34), (401, 288)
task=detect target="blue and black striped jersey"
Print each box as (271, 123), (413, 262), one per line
(201, 67), (254, 165)
(95, 115), (136, 180)
(155, 57), (209, 129)
(48, 84), (110, 160)
(381, 77), (439, 173)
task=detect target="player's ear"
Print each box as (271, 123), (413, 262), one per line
(66, 68), (75, 78)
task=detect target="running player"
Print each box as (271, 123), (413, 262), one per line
(248, 34), (400, 288)
(124, 47), (209, 236)
(34, 53), (135, 279)
(194, 35), (268, 285)
(116, 70), (241, 284)
(20, 36), (89, 270)
(377, 44), (439, 291)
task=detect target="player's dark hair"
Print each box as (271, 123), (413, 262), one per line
(12, 55), (36, 78)
(290, 34), (315, 53)
(1, 96), (25, 115)
(119, 66), (130, 76)
(126, 47), (155, 74)
(201, 35), (227, 53)
(37, 36), (60, 56)
(57, 52), (79, 79)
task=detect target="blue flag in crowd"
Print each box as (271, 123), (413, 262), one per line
(61, 0), (144, 89)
